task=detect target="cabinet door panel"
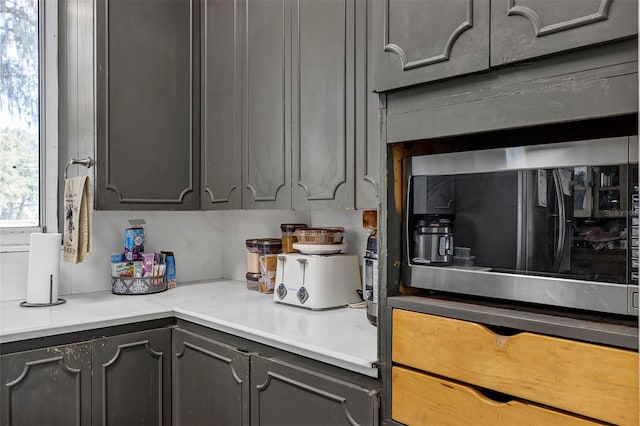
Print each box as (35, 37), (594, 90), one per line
(291, 0), (355, 209)
(491, 0), (638, 66)
(242, 0), (292, 209)
(250, 354), (378, 426)
(372, 0), (490, 92)
(172, 328), (250, 426)
(201, 0), (242, 209)
(355, 0), (379, 209)
(92, 328), (171, 426)
(1, 343), (92, 426)
(96, 0), (199, 209)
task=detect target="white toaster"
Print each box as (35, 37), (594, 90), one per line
(273, 253), (362, 309)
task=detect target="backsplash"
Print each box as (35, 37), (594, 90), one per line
(0, 209), (371, 302)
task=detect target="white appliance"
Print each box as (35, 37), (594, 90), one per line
(273, 253), (362, 309)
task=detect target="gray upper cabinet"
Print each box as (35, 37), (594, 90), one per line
(201, 0), (242, 210)
(291, 0), (356, 210)
(1, 342), (92, 426)
(490, 0), (638, 66)
(242, 0), (292, 209)
(172, 328), (250, 426)
(356, 0), (380, 209)
(96, 0), (200, 210)
(372, 0), (491, 92)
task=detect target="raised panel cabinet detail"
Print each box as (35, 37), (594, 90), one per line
(242, 0), (292, 209)
(172, 328), (250, 426)
(96, 0), (199, 209)
(250, 354), (378, 426)
(92, 328), (171, 426)
(372, 0), (490, 92)
(201, 0), (242, 209)
(291, 0), (355, 209)
(491, 0), (638, 66)
(0, 343), (92, 426)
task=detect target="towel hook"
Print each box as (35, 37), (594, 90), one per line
(64, 157), (94, 181)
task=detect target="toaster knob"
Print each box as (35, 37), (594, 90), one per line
(276, 283), (287, 300)
(296, 287), (309, 304)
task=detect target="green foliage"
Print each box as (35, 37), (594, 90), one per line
(0, 0), (39, 124)
(0, 126), (38, 221)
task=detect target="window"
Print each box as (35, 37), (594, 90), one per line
(0, 0), (57, 246)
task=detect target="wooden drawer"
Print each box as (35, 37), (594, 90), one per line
(392, 367), (600, 426)
(393, 309), (638, 426)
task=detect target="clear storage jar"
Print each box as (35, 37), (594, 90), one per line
(280, 223), (307, 253)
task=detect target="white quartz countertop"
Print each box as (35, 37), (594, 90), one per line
(0, 280), (378, 377)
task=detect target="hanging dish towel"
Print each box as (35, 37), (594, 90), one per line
(63, 176), (93, 264)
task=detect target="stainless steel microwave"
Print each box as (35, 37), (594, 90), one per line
(404, 136), (639, 316)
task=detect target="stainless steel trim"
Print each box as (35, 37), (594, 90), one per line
(408, 265), (631, 315)
(410, 137), (633, 176)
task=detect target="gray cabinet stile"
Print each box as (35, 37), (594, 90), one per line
(95, 0), (200, 210)
(172, 328), (250, 426)
(201, 0), (243, 210)
(0, 342), (92, 426)
(91, 328), (172, 426)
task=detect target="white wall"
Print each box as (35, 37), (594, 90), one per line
(0, 209), (374, 302)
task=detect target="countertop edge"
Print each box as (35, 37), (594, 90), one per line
(172, 308), (379, 378)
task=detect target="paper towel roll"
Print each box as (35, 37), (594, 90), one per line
(26, 233), (62, 304)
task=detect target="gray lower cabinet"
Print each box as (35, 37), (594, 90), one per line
(95, 0), (200, 210)
(490, 0), (638, 67)
(251, 354), (378, 426)
(0, 342), (92, 426)
(0, 328), (170, 426)
(172, 328), (250, 426)
(92, 328), (172, 426)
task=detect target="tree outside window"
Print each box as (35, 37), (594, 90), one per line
(0, 0), (39, 227)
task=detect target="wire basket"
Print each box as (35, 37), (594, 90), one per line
(111, 274), (167, 295)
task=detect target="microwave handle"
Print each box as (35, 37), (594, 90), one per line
(405, 177), (412, 266)
(552, 169), (566, 272)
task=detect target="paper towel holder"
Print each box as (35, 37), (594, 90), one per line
(20, 274), (67, 308)
(64, 157), (94, 181)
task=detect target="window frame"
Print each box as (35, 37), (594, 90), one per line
(0, 0), (59, 252)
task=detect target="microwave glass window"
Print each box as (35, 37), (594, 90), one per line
(408, 163), (636, 285)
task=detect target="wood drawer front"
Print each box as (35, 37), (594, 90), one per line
(392, 309), (639, 426)
(392, 367), (600, 426)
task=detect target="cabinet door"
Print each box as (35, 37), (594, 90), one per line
(1, 343), (92, 426)
(491, 0), (638, 67)
(92, 328), (171, 426)
(372, 0), (490, 92)
(172, 328), (250, 426)
(201, 0), (242, 210)
(96, 0), (199, 210)
(250, 354), (378, 426)
(242, 0), (292, 209)
(355, 0), (380, 210)
(291, 0), (356, 209)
